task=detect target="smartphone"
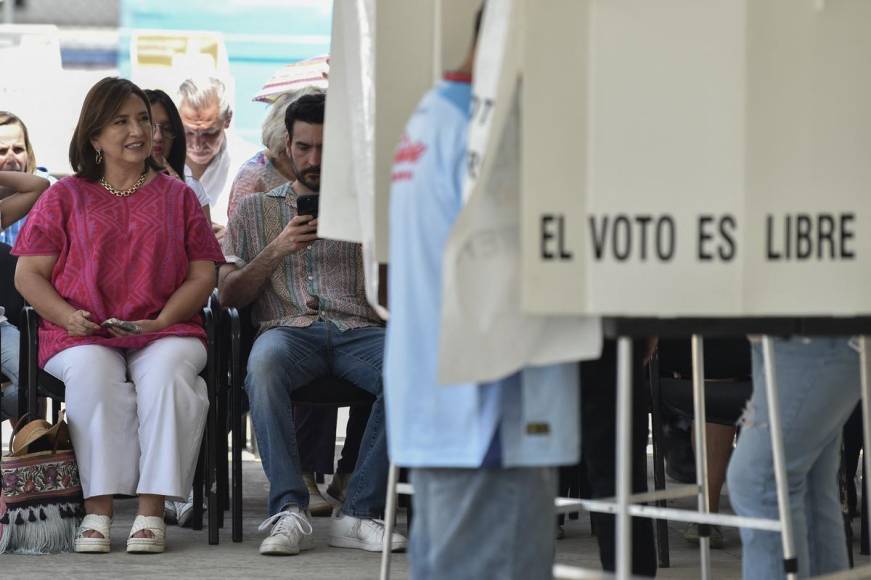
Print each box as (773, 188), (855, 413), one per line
(297, 194), (319, 218)
(101, 318), (140, 333)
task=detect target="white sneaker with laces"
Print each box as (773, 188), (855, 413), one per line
(328, 514), (408, 552)
(258, 508), (314, 556)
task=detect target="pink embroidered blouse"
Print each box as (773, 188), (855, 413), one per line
(13, 173), (224, 366)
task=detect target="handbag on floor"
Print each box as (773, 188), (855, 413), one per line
(0, 411), (83, 554)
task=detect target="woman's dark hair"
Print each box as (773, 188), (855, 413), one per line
(144, 88), (187, 177)
(69, 77), (162, 180)
(283, 92), (326, 139)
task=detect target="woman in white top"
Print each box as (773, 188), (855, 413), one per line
(145, 89), (211, 223)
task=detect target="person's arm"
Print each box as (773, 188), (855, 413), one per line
(0, 171), (51, 228)
(202, 204), (211, 225)
(15, 254), (101, 336)
(218, 215), (317, 308)
(106, 260), (216, 336)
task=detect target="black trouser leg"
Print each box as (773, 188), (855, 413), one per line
(295, 405), (339, 474)
(337, 402), (372, 473)
(580, 339), (658, 577)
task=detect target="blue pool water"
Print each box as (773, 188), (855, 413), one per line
(119, 0), (333, 144)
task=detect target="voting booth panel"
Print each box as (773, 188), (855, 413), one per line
(521, 0), (871, 317)
(320, 0), (479, 316)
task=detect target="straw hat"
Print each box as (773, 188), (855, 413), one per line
(9, 415), (70, 457)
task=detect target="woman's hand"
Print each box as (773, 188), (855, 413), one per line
(104, 318), (168, 338)
(65, 310), (101, 337)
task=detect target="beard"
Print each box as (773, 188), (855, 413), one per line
(292, 160), (321, 192)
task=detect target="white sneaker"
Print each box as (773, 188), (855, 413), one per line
(328, 514), (407, 552)
(258, 507), (315, 556)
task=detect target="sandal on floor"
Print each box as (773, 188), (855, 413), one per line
(126, 515), (166, 554)
(75, 514), (112, 553)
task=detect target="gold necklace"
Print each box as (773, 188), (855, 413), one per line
(99, 171), (148, 197)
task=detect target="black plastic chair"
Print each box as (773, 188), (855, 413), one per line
(223, 302), (376, 543)
(21, 304), (222, 544)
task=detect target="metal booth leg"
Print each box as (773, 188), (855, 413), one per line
(615, 337), (633, 579)
(761, 336), (798, 580)
(379, 462), (401, 580)
(691, 335), (712, 580)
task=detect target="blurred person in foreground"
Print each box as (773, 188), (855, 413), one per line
(145, 89), (212, 223)
(14, 77), (224, 554)
(384, 6), (580, 579)
(177, 76), (258, 239)
(0, 111), (52, 424)
(219, 93), (405, 556)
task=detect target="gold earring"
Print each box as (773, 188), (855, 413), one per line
(95, 149), (103, 164)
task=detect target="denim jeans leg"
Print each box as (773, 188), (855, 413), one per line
(330, 325), (388, 518)
(245, 325), (329, 516)
(0, 321), (20, 422)
(410, 467), (557, 580)
(726, 337), (859, 579)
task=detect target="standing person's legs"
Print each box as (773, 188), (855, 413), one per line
(410, 467), (557, 580)
(45, 345), (136, 516)
(726, 337), (859, 580)
(245, 325), (329, 515)
(126, 336), (209, 503)
(805, 433), (848, 576)
(580, 339), (657, 577)
(329, 325), (388, 518)
(0, 321), (20, 422)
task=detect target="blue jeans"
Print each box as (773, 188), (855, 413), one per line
(410, 467), (557, 580)
(245, 322), (388, 517)
(727, 337), (859, 579)
(0, 321), (20, 422)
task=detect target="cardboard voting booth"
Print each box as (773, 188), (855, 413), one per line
(320, 0), (479, 317)
(520, 0), (871, 318)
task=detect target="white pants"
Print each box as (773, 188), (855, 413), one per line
(45, 336), (209, 500)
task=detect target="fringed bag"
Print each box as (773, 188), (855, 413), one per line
(0, 411), (83, 554)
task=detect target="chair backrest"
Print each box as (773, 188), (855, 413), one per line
(0, 242), (25, 328)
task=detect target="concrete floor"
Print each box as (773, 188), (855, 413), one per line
(2, 439), (870, 578)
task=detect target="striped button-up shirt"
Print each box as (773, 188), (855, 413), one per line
(222, 183), (382, 333)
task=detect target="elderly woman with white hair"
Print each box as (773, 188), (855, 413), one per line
(225, 90), (315, 219)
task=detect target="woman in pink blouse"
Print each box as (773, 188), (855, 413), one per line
(13, 78), (224, 555)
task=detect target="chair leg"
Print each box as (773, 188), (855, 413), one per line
(218, 391), (229, 522)
(379, 462), (400, 580)
(192, 437), (205, 531)
(230, 317), (244, 543)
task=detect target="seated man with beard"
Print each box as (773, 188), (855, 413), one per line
(218, 93), (405, 556)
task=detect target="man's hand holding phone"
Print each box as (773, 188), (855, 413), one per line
(273, 215), (319, 256)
